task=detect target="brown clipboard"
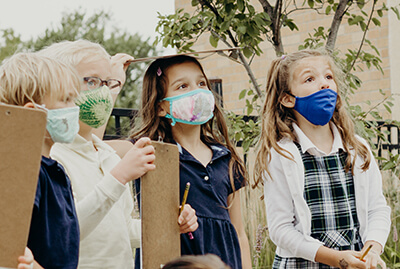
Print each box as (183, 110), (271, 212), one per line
(0, 104), (47, 268)
(141, 141), (180, 268)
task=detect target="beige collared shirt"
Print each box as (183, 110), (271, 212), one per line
(51, 134), (140, 269)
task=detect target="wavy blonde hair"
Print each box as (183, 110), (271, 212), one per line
(0, 52), (80, 106)
(37, 39), (110, 68)
(253, 49), (371, 188)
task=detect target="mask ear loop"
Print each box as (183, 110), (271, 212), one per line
(32, 103), (53, 140)
(164, 113), (177, 126)
(286, 91), (296, 98)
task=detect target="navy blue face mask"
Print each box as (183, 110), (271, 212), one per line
(290, 88), (338, 126)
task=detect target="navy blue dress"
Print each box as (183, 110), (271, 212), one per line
(27, 156), (80, 269)
(135, 142), (244, 269)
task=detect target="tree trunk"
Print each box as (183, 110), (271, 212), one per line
(326, 0), (351, 53)
(259, 0), (285, 56)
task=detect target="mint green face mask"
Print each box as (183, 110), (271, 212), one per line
(75, 85), (113, 128)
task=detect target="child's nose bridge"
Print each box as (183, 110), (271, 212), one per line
(320, 76), (330, 89)
(190, 82), (199, 89)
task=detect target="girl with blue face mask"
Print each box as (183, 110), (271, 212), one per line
(253, 50), (390, 269)
(130, 55), (252, 269)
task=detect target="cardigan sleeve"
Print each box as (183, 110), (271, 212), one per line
(263, 147), (323, 262)
(357, 137), (391, 249)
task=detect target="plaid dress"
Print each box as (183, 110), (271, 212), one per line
(272, 144), (363, 269)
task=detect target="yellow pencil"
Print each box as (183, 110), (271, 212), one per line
(179, 182), (194, 239)
(179, 182), (190, 214)
(360, 245), (373, 261)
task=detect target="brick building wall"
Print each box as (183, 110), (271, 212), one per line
(174, 0), (400, 119)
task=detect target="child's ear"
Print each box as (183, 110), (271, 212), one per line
(157, 101), (167, 117)
(280, 93), (295, 108)
(23, 102), (35, 109)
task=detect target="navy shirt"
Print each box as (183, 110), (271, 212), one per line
(27, 156), (79, 269)
(135, 143), (244, 269)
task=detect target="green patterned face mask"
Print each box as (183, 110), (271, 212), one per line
(75, 85), (113, 128)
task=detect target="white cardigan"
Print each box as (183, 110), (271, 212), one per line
(263, 132), (391, 262)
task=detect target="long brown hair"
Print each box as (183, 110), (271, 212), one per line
(130, 55), (247, 191)
(253, 49), (371, 188)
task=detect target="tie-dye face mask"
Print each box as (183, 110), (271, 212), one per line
(162, 89), (215, 126)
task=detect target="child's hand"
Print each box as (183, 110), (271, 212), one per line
(336, 250), (367, 269)
(361, 245), (386, 269)
(17, 247), (34, 269)
(110, 53), (134, 92)
(178, 204), (198, 234)
(111, 137), (155, 184)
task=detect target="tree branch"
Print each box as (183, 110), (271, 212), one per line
(345, 0), (376, 77)
(259, 0), (284, 55)
(326, 0), (352, 53)
(199, 0), (239, 47)
(209, 29), (263, 97)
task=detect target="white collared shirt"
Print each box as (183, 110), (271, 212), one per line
(292, 122), (344, 157)
(51, 134), (140, 269)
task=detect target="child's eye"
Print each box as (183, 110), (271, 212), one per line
(326, 74), (333, 80)
(177, 84), (187, 90)
(198, 81), (207, 87)
(305, 77), (313, 83)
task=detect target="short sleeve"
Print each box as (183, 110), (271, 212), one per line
(34, 167), (44, 208)
(234, 169), (246, 191)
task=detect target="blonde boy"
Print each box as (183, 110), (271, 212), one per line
(0, 53), (81, 269)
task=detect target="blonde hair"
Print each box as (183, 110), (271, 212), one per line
(162, 254), (231, 269)
(253, 49), (371, 188)
(37, 39), (110, 68)
(0, 52), (80, 106)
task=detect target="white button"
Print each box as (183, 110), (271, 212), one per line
(209, 161), (213, 164)
(204, 176), (209, 181)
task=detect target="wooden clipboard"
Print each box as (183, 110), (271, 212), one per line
(0, 104), (47, 268)
(141, 141), (180, 268)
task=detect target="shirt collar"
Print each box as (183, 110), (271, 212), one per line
(41, 155), (58, 167)
(292, 122), (344, 156)
(60, 133), (116, 155)
(177, 141), (229, 162)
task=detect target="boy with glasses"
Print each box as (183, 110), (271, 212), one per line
(38, 40), (198, 269)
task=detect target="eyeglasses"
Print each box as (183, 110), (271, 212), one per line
(83, 77), (122, 90)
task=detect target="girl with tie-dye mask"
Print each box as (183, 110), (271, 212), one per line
(130, 55), (252, 269)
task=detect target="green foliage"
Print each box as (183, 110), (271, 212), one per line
(0, 9), (160, 135)
(155, 2), (271, 57)
(0, 29), (22, 61)
(0, 10), (158, 110)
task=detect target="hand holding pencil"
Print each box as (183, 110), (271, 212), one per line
(359, 243), (386, 269)
(359, 245), (372, 261)
(178, 183), (198, 236)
